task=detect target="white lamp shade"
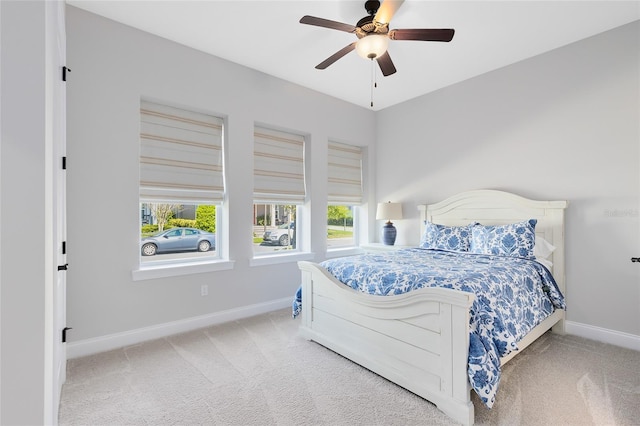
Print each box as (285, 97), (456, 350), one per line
(376, 202), (403, 221)
(355, 34), (389, 59)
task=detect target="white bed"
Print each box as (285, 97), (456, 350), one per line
(297, 190), (568, 425)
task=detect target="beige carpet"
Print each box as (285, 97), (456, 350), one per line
(59, 308), (640, 425)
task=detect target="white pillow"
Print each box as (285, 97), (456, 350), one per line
(534, 237), (556, 268)
(536, 258), (553, 269)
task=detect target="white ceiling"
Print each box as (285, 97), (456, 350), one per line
(67, 1), (639, 111)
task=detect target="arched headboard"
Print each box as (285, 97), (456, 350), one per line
(418, 190), (568, 296)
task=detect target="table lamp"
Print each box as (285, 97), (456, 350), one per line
(376, 202), (403, 245)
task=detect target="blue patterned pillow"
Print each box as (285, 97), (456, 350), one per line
(420, 222), (475, 252)
(470, 219), (538, 259)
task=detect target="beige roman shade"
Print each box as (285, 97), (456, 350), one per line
(327, 141), (363, 204)
(140, 100), (224, 203)
(253, 126), (306, 204)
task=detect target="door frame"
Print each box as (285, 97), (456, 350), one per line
(47, 1), (67, 423)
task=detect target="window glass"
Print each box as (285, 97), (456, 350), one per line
(253, 204), (298, 254)
(140, 203), (218, 263)
(327, 205), (356, 249)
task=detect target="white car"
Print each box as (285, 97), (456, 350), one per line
(263, 222), (295, 246)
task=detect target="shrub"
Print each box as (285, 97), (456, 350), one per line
(168, 218), (196, 228)
(256, 214), (270, 226)
(327, 218), (353, 227)
(141, 224), (158, 234)
(195, 205), (216, 233)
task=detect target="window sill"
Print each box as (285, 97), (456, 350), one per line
(132, 259), (235, 281)
(250, 251), (315, 267)
(361, 243), (412, 252)
(325, 247), (364, 258)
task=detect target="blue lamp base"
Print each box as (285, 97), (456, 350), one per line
(382, 221), (397, 245)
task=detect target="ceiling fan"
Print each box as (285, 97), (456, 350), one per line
(300, 0), (455, 77)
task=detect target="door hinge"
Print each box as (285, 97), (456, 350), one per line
(57, 263), (68, 271)
(62, 156), (67, 170)
(62, 66), (71, 82)
(62, 327), (72, 343)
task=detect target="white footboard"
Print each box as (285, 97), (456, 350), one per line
(298, 261), (477, 426)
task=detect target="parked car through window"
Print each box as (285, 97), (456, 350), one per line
(141, 227), (216, 256)
(262, 222), (295, 246)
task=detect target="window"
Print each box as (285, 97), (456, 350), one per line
(140, 203), (218, 263)
(327, 141), (363, 250)
(139, 100), (224, 265)
(253, 126), (305, 256)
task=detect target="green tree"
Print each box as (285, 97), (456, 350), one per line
(147, 203), (181, 232)
(195, 205), (216, 233)
(328, 205), (352, 230)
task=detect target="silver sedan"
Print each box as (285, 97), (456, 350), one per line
(141, 227), (216, 256)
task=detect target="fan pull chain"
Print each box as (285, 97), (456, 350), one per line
(370, 59), (377, 108)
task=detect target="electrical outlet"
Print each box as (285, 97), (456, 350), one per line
(201, 284), (209, 296)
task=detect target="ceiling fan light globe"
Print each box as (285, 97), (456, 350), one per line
(355, 34), (389, 59)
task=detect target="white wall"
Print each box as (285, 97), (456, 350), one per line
(65, 7), (376, 344)
(376, 21), (640, 338)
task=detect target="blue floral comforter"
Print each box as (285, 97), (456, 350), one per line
(292, 248), (565, 408)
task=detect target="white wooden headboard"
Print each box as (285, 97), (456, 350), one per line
(418, 190), (568, 295)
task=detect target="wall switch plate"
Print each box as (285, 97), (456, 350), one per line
(201, 284), (209, 296)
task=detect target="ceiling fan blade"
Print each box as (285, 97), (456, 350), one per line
(389, 28), (455, 42)
(315, 43), (357, 70)
(374, 0), (405, 25)
(376, 51), (397, 77)
(300, 15), (356, 33)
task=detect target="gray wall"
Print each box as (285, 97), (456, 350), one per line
(67, 6), (639, 345)
(376, 21), (640, 336)
(66, 7), (376, 341)
(1, 1), (52, 424)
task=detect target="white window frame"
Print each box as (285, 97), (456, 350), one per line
(133, 99), (233, 280)
(251, 125), (312, 265)
(326, 141), (364, 256)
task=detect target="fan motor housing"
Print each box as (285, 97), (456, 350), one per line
(356, 16), (388, 38)
(364, 0), (380, 15)
(356, 0), (387, 37)
(357, 16), (375, 32)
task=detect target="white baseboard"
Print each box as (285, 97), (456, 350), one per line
(565, 320), (640, 352)
(68, 306), (639, 359)
(67, 297), (292, 359)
